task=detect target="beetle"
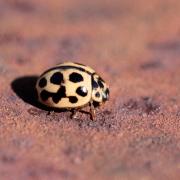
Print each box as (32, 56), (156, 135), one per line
(36, 62), (109, 120)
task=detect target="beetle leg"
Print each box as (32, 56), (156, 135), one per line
(89, 101), (96, 120)
(70, 109), (79, 119)
(46, 110), (54, 116)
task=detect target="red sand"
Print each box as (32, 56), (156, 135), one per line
(0, 0), (180, 179)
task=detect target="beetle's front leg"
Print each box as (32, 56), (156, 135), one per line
(89, 101), (96, 120)
(70, 109), (79, 119)
(46, 110), (55, 116)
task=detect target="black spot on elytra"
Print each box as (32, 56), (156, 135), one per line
(50, 72), (64, 85)
(76, 86), (88, 97)
(69, 72), (83, 83)
(92, 79), (98, 89)
(98, 79), (104, 88)
(40, 90), (52, 101)
(39, 77), (47, 88)
(95, 92), (100, 98)
(69, 96), (78, 103)
(52, 86), (66, 103)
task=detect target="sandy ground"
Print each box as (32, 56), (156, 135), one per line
(0, 0), (180, 179)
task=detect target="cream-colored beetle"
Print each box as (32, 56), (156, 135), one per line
(36, 62), (109, 119)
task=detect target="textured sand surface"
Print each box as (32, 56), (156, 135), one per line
(0, 0), (180, 179)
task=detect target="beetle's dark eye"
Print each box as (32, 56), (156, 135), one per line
(95, 92), (100, 98)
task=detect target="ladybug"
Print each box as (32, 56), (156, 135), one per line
(36, 62), (110, 119)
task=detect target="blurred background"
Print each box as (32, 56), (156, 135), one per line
(0, 0), (180, 179)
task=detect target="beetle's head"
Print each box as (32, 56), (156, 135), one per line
(91, 74), (109, 106)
